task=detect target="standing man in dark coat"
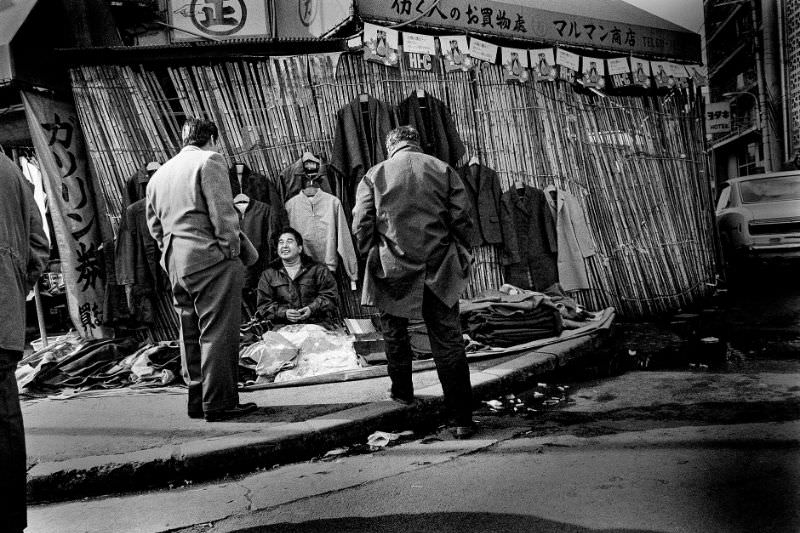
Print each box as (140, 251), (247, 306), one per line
(0, 152), (49, 533)
(352, 126), (476, 438)
(146, 118), (257, 422)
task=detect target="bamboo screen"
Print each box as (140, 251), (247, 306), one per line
(69, 52), (718, 340)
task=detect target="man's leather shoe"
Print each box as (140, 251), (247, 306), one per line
(188, 410), (204, 419)
(204, 402), (258, 422)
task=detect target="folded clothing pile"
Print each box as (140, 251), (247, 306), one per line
(460, 289), (563, 348)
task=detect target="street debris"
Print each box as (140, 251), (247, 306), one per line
(480, 383), (571, 416)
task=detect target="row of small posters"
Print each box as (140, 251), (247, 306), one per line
(362, 23), (707, 90)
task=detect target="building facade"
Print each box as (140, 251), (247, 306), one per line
(705, 0), (795, 183)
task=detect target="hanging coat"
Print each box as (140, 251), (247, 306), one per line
(398, 91), (465, 167)
(277, 157), (335, 204)
(228, 163), (289, 228)
(330, 95), (397, 216)
(545, 187), (597, 291)
(352, 141), (474, 319)
(500, 186), (558, 291)
(240, 198), (281, 289)
(457, 163), (504, 247)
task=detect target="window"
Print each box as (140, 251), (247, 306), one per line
(716, 184), (731, 211)
(736, 141), (762, 176)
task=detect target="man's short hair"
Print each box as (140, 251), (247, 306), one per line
(278, 227), (304, 247)
(181, 118), (219, 147)
(386, 126), (420, 152)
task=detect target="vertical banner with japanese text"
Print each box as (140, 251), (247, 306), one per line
(22, 92), (110, 339)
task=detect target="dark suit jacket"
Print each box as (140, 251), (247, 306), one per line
(146, 146), (242, 278)
(397, 91), (465, 167)
(228, 163), (289, 228)
(457, 163), (504, 247)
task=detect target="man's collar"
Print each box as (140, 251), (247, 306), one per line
(389, 140), (423, 158)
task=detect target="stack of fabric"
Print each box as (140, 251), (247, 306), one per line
(460, 289), (563, 348)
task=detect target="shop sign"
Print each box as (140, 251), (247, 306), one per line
(360, 0), (701, 62)
(705, 102), (731, 134)
(402, 32), (438, 72)
(168, 0), (270, 42)
(22, 92), (111, 340)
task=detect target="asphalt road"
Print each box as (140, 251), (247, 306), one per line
(28, 356), (800, 533)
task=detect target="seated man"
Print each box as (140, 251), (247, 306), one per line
(256, 227), (338, 327)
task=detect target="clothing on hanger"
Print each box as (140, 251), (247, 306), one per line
(278, 156), (334, 204)
(500, 185), (558, 291)
(544, 185), (597, 291)
(227, 163), (289, 227)
(457, 163), (505, 248)
(285, 190), (358, 285)
(398, 91), (465, 167)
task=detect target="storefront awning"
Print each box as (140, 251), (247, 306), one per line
(0, 0), (38, 80)
(355, 0), (701, 63)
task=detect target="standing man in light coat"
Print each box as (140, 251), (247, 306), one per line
(0, 152), (49, 533)
(352, 126), (476, 437)
(147, 118), (257, 422)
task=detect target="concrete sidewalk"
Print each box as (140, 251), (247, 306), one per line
(23, 313), (613, 503)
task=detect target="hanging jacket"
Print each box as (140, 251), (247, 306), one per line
(397, 91), (465, 167)
(125, 168), (149, 206)
(240, 198), (281, 289)
(285, 190), (358, 283)
(277, 157), (335, 204)
(114, 198), (164, 323)
(330, 95), (397, 216)
(545, 187), (597, 291)
(500, 186), (558, 291)
(255, 256), (338, 324)
(457, 163), (504, 247)
(228, 163), (289, 228)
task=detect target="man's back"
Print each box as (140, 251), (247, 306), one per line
(146, 145), (238, 278)
(362, 142), (472, 263)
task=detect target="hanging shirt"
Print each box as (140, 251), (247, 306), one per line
(285, 190), (358, 283)
(545, 187), (597, 291)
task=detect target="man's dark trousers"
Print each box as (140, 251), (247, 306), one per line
(0, 349), (26, 532)
(380, 286), (473, 425)
(170, 257), (244, 415)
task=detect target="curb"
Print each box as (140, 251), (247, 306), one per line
(27, 326), (611, 503)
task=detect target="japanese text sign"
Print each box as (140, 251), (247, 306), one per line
(169, 0), (270, 41)
(705, 102), (731, 133)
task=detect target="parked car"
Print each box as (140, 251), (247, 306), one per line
(715, 171), (800, 261)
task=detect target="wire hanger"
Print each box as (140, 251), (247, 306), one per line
(302, 151), (320, 165)
(469, 154), (480, 166)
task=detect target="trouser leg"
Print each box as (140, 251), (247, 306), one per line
(422, 287), (473, 426)
(380, 311), (414, 401)
(187, 258), (243, 412)
(171, 280), (203, 415)
(0, 350), (27, 532)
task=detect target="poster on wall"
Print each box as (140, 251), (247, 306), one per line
(630, 57), (652, 88)
(668, 62), (690, 88)
(530, 48), (556, 82)
(607, 57), (633, 88)
(440, 35), (473, 72)
(651, 61), (673, 89)
(581, 56), (606, 89)
(556, 48), (580, 84)
(22, 92), (110, 340)
(502, 47), (529, 82)
(470, 37), (498, 65)
(403, 31), (439, 73)
(686, 64), (708, 87)
(363, 23), (399, 67)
